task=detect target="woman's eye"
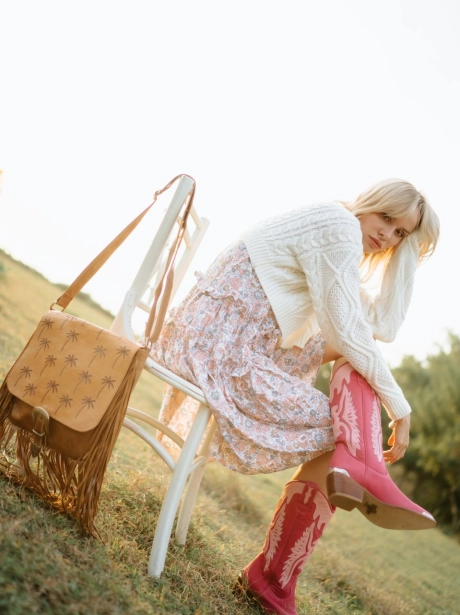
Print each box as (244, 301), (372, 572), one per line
(382, 213), (392, 222)
(396, 229), (405, 238)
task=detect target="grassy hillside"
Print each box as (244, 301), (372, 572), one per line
(1, 249), (460, 615)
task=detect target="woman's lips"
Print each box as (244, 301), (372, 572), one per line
(370, 236), (382, 249)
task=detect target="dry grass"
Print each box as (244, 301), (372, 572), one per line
(3, 436), (460, 615)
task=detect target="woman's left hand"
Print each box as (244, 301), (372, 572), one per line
(383, 414), (411, 464)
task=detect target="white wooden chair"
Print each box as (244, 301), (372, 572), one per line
(110, 175), (216, 577)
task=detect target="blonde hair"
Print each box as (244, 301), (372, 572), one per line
(345, 179), (440, 279)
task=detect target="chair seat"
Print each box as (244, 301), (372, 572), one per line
(145, 357), (207, 405)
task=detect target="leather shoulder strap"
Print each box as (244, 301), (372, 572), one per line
(54, 174), (195, 310)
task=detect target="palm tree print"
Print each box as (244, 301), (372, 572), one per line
(60, 354), (78, 375)
(113, 345), (131, 367)
(74, 371), (93, 392)
(42, 380), (59, 401)
(56, 394), (73, 413)
(76, 396), (96, 417)
(98, 375), (116, 398)
(34, 337), (51, 358)
(59, 315), (77, 329)
(88, 345), (107, 366)
(23, 383), (37, 397)
(40, 354), (57, 376)
(38, 317), (54, 337)
(14, 365), (32, 386)
(61, 330), (79, 351)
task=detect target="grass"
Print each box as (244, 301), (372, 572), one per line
(1, 249), (460, 615)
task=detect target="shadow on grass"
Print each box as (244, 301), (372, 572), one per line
(0, 466), (263, 615)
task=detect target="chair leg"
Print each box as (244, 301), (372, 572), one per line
(175, 417), (216, 545)
(175, 460), (208, 545)
(148, 404), (212, 577)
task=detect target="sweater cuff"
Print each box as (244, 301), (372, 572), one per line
(384, 397), (412, 421)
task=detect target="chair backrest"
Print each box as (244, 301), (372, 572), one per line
(110, 175), (210, 342)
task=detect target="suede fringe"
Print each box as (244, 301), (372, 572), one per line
(0, 353), (144, 536)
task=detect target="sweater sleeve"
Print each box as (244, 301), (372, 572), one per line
(298, 237), (412, 421)
(359, 234), (419, 343)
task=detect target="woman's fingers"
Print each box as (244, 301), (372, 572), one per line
(384, 435), (409, 464)
(383, 416), (411, 463)
(383, 445), (406, 464)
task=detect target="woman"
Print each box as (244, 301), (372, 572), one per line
(151, 178), (440, 615)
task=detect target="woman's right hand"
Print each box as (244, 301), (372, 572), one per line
(384, 414), (411, 464)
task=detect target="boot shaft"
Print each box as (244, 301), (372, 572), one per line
(263, 480), (334, 592)
(329, 362), (384, 472)
(239, 480), (335, 615)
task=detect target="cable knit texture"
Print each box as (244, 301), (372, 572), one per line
(243, 202), (416, 421)
(359, 234), (418, 343)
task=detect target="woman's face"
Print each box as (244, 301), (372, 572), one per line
(359, 210), (419, 254)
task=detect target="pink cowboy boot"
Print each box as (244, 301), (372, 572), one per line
(327, 362), (436, 530)
(235, 480), (335, 615)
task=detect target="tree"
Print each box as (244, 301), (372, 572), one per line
(393, 334), (460, 532)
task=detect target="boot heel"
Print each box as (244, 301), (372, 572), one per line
(327, 469), (364, 511)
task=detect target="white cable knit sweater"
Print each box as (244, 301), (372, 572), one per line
(243, 202), (418, 421)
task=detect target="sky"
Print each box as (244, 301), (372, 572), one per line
(0, 0), (459, 367)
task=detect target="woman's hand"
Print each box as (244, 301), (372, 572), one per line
(383, 415), (411, 464)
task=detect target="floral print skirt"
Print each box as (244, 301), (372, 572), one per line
(150, 241), (335, 474)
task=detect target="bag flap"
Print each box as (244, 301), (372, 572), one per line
(6, 310), (143, 432)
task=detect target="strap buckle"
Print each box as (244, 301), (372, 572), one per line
(31, 406), (50, 457)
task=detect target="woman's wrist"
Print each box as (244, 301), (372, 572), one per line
(389, 415), (411, 430)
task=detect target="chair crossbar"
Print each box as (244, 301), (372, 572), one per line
(123, 414), (211, 477)
(126, 407), (185, 448)
(189, 455), (210, 473)
(122, 417), (176, 471)
(189, 206), (202, 227)
(136, 300), (151, 314)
